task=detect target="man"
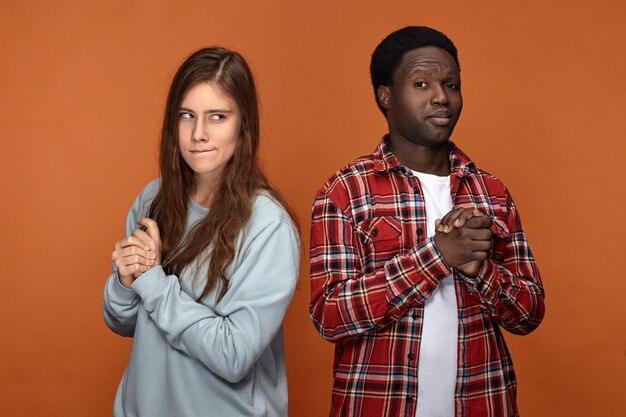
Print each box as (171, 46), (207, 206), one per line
(309, 26), (545, 417)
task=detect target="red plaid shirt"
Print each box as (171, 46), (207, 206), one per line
(310, 136), (545, 417)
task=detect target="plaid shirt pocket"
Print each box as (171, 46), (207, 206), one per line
(356, 216), (401, 242)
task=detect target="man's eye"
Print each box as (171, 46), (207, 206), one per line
(209, 114), (225, 121)
(414, 81), (427, 88)
(179, 112), (194, 120)
(445, 83), (460, 90)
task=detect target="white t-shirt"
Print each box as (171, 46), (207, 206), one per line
(411, 170), (458, 417)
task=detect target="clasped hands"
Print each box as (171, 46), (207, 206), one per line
(433, 208), (493, 277)
(112, 218), (162, 288)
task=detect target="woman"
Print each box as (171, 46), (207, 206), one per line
(102, 47), (300, 417)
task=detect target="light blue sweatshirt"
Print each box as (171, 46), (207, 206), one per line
(102, 179), (300, 417)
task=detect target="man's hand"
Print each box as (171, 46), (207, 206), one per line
(435, 207), (483, 233)
(434, 210), (492, 277)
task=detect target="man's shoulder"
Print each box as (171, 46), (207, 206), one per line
(450, 144), (508, 195)
(317, 151), (378, 196)
(466, 163), (509, 195)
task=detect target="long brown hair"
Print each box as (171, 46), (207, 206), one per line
(149, 47), (298, 302)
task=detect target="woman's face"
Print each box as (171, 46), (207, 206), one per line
(178, 82), (241, 184)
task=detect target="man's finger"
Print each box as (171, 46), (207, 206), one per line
(453, 209), (477, 227)
(471, 250), (490, 261)
(468, 228), (492, 241)
(472, 209), (485, 217)
(469, 240), (492, 252)
(440, 208), (464, 226)
(464, 215), (493, 229)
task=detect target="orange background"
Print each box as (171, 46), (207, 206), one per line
(1, 1), (624, 416)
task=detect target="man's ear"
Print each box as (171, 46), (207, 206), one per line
(377, 85), (391, 110)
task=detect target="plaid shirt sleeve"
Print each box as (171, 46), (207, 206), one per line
(309, 186), (452, 343)
(457, 186), (545, 335)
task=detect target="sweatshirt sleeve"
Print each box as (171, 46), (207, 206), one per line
(102, 180), (159, 337)
(130, 217), (300, 384)
(102, 270), (140, 337)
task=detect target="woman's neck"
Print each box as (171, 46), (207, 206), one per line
(191, 175), (218, 208)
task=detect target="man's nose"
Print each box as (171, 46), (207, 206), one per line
(431, 84), (449, 105)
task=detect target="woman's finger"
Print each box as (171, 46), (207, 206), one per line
(118, 252), (155, 266)
(116, 235), (150, 251)
(132, 228), (156, 251)
(137, 218), (161, 243)
(113, 249), (155, 270)
(118, 264), (151, 285)
(113, 242), (155, 260)
(137, 218), (162, 264)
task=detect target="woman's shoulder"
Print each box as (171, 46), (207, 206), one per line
(249, 190), (294, 229)
(130, 178), (161, 216)
(237, 191), (299, 253)
(139, 178), (162, 200)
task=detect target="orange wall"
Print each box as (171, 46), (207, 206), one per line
(1, 1), (624, 416)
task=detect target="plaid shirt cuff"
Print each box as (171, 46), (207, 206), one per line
(457, 259), (499, 300)
(387, 237), (453, 302)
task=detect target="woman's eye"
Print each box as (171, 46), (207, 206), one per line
(209, 114), (225, 121)
(414, 81), (427, 88)
(179, 112), (194, 120)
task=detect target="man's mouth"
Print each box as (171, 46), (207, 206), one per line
(427, 110), (453, 126)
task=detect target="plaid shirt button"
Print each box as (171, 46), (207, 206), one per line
(408, 353), (415, 360)
(406, 396), (413, 403)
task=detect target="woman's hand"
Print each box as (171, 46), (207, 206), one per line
(112, 218), (162, 288)
(135, 218), (162, 265)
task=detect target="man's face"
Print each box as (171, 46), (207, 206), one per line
(379, 46), (463, 147)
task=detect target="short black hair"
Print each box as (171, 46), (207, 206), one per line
(370, 26), (459, 116)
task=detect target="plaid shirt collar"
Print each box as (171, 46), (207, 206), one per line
(372, 134), (477, 178)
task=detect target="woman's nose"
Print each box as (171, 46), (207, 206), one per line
(192, 119), (207, 142)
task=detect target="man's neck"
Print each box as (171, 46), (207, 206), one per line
(388, 135), (450, 176)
